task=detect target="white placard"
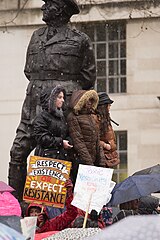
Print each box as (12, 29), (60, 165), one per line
(72, 165), (113, 213)
(20, 216), (37, 240)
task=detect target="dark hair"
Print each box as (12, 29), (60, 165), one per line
(120, 199), (139, 211)
(97, 104), (111, 136)
(89, 210), (99, 228)
(90, 209), (99, 221)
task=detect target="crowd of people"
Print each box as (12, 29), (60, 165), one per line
(18, 85), (159, 234)
(21, 84), (119, 232)
(32, 86), (119, 185)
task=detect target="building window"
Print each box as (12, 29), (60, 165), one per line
(112, 131), (128, 183)
(78, 22), (126, 93)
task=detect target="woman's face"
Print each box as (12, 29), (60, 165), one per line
(156, 205), (160, 213)
(55, 91), (64, 108)
(85, 98), (94, 110)
(29, 207), (41, 217)
(107, 104), (111, 112)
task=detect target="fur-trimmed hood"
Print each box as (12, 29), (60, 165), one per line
(69, 90), (99, 115)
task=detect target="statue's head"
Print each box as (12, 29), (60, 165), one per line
(41, 0), (80, 24)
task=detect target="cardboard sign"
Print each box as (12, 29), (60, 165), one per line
(72, 165), (113, 213)
(20, 216), (37, 240)
(23, 156), (71, 208)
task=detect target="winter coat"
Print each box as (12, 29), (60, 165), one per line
(33, 86), (70, 160)
(26, 195), (78, 233)
(96, 111), (120, 168)
(67, 90), (105, 166)
(101, 122), (120, 167)
(72, 208), (105, 229)
(113, 210), (139, 223)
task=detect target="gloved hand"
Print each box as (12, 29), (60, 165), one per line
(37, 212), (45, 228)
(65, 178), (73, 197)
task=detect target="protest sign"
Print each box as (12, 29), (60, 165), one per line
(20, 216), (37, 240)
(72, 165), (113, 213)
(23, 156), (71, 208)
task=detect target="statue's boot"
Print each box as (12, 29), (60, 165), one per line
(8, 161), (27, 202)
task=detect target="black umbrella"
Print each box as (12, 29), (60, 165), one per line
(132, 164), (160, 176)
(108, 174), (160, 206)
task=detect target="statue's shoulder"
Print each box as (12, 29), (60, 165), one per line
(69, 27), (89, 40)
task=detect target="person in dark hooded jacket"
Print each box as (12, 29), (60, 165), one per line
(67, 90), (106, 175)
(113, 199), (140, 223)
(138, 195), (160, 215)
(33, 85), (73, 160)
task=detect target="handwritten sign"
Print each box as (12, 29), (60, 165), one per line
(23, 156), (71, 208)
(72, 165), (113, 213)
(20, 216), (37, 240)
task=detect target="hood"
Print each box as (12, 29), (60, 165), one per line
(40, 85), (66, 114)
(40, 87), (52, 111)
(26, 202), (49, 219)
(69, 90), (99, 115)
(138, 196), (159, 214)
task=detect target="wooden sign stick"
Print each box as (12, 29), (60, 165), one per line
(41, 205), (44, 213)
(83, 192), (93, 228)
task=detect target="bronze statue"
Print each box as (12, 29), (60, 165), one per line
(8, 0), (96, 202)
